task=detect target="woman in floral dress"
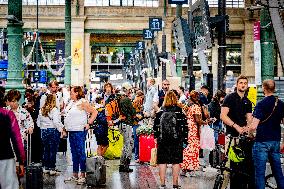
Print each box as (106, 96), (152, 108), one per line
(5, 89), (34, 143)
(180, 90), (209, 176)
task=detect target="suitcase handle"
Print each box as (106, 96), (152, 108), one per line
(26, 133), (32, 166)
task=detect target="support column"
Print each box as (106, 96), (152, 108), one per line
(217, 0), (226, 90)
(257, 8), (275, 99)
(176, 5), (183, 78)
(6, 0), (25, 100)
(242, 20), (255, 80)
(64, 0), (71, 86)
(211, 43), (218, 91)
(260, 8), (275, 81)
(71, 17), (86, 86)
(84, 33), (91, 87)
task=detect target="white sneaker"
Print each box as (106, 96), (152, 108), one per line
(49, 170), (60, 176)
(64, 176), (78, 182)
(77, 177), (86, 185)
(188, 171), (197, 177)
(43, 169), (50, 174)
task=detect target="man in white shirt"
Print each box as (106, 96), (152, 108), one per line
(177, 86), (187, 104)
(40, 80), (64, 111)
(143, 78), (157, 117)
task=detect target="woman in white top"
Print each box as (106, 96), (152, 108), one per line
(64, 86), (97, 184)
(37, 94), (64, 176)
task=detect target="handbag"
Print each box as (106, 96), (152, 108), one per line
(150, 144), (157, 166)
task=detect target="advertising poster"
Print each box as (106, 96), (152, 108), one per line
(72, 38), (82, 65)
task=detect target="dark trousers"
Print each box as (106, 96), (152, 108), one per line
(41, 128), (60, 170)
(230, 139), (255, 189)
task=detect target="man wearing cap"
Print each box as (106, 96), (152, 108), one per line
(108, 82), (136, 172)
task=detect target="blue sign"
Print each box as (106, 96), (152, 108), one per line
(168, 0), (188, 4)
(95, 71), (110, 78)
(0, 60), (8, 69)
(33, 71), (40, 80)
(149, 18), (163, 31)
(55, 40), (65, 61)
(40, 70), (47, 77)
(136, 41), (145, 50)
(0, 70), (7, 79)
(40, 77), (47, 83)
(143, 29), (154, 40)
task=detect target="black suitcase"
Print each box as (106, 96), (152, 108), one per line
(26, 134), (43, 189)
(209, 145), (225, 168)
(85, 130), (106, 186)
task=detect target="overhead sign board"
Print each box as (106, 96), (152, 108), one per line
(0, 70), (7, 79)
(95, 71), (110, 78)
(168, 0), (188, 4)
(0, 60), (8, 69)
(149, 18), (163, 31)
(143, 29), (154, 40)
(136, 41), (145, 50)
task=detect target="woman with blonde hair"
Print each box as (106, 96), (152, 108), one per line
(153, 91), (187, 189)
(37, 94), (64, 176)
(64, 86), (97, 184)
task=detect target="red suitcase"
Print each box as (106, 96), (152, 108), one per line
(218, 133), (225, 145)
(139, 134), (155, 162)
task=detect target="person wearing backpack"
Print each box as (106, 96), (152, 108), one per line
(153, 91), (187, 189)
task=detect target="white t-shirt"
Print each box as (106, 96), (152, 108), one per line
(37, 107), (63, 132)
(64, 99), (88, 131)
(179, 94), (187, 104)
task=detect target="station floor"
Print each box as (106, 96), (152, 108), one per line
(19, 153), (218, 189)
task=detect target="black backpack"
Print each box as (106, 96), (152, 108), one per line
(159, 108), (180, 141)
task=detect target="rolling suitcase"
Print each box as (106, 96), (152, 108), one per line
(139, 134), (155, 162)
(86, 130), (106, 187)
(26, 134), (43, 189)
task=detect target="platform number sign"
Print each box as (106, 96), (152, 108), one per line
(143, 29), (154, 40)
(136, 41), (145, 50)
(149, 18), (162, 31)
(168, 0), (188, 4)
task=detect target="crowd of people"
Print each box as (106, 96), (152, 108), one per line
(0, 75), (283, 189)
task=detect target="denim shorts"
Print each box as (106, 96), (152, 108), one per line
(93, 124), (109, 146)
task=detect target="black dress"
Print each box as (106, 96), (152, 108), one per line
(153, 106), (187, 164)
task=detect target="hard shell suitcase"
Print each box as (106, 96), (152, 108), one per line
(26, 134), (43, 189)
(86, 156), (106, 186)
(85, 130), (106, 186)
(139, 134), (155, 162)
(209, 145), (225, 168)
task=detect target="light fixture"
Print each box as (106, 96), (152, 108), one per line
(117, 40), (121, 42)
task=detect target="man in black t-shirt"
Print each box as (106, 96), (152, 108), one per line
(220, 75), (253, 189)
(248, 79), (284, 189)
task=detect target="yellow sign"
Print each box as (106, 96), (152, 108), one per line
(72, 39), (82, 65)
(247, 86), (257, 108)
